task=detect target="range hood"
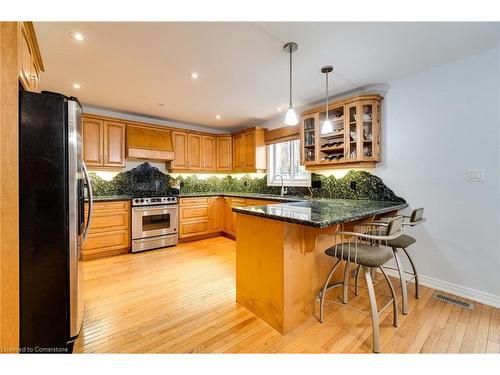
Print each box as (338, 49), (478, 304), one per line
(126, 125), (174, 161)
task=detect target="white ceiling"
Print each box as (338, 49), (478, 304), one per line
(35, 22), (498, 131)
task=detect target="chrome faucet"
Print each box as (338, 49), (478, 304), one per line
(275, 175), (288, 196)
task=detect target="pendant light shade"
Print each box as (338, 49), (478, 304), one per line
(283, 42), (298, 126)
(284, 106), (298, 126)
(321, 65), (334, 134)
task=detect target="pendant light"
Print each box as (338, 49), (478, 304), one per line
(320, 65), (334, 134)
(283, 42), (298, 126)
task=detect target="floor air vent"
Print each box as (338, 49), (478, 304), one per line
(432, 292), (474, 310)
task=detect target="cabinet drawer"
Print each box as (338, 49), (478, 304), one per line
(180, 197), (210, 206)
(179, 219), (210, 238)
(89, 200), (129, 212)
(180, 205), (209, 220)
(89, 210), (129, 233)
(83, 229), (129, 253)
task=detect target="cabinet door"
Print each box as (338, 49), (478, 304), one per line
(209, 197), (223, 232)
(345, 103), (360, 162)
(243, 132), (255, 169)
(360, 101), (377, 161)
(103, 121), (126, 167)
(187, 134), (202, 169)
(172, 131), (188, 168)
(232, 135), (243, 170)
(202, 136), (216, 170)
(216, 137), (232, 171)
(83, 118), (104, 166)
(300, 114), (318, 165)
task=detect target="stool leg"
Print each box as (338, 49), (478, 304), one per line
(343, 261), (351, 304)
(354, 265), (361, 296)
(365, 267), (380, 353)
(319, 259), (342, 323)
(379, 267), (398, 327)
(392, 248), (409, 315)
(402, 247), (419, 299)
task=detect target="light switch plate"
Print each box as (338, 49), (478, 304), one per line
(466, 169), (484, 182)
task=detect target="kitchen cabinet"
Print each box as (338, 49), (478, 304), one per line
(82, 201), (130, 260)
(187, 133), (202, 169)
(216, 136), (232, 171)
(179, 197), (210, 239)
(231, 128), (267, 173)
(172, 132), (230, 172)
(232, 135), (244, 170)
(179, 196), (281, 241)
(172, 131), (188, 168)
(18, 22), (44, 92)
(209, 197), (224, 232)
(299, 94), (382, 169)
(202, 136), (216, 170)
(83, 116), (126, 168)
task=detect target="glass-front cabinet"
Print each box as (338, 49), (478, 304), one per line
(299, 94), (382, 168)
(300, 114), (318, 165)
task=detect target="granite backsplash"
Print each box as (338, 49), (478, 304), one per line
(89, 162), (405, 203)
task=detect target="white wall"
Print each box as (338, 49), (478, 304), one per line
(376, 47), (500, 305)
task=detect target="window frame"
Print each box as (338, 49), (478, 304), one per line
(266, 139), (311, 187)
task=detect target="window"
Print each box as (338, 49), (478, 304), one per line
(267, 139), (311, 187)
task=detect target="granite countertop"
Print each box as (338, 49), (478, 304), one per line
(232, 199), (408, 228)
(178, 192), (306, 202)
(91, 192), (306, 202)
(92, 195), (132, 202)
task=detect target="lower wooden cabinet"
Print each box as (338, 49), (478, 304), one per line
(180, 196), (281, 240)
(179, 197), (210, 238)
(82, 200), (130, 260)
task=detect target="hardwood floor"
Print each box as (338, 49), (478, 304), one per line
(74, 236), (500, 354)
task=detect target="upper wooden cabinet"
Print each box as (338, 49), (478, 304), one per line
(216, 136), (232, 171)
(187, 133), (202, 169)
(172, 131), (188, 169)
(83, 116), (126, 168)
(299, 94), (383, 169)
(18, 22), (44, 92)
(171, 131), (232, 173)
(231, 128), (266, 173)
(201, 136), (216, 170)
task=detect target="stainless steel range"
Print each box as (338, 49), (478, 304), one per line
(131, 196), (178, 252)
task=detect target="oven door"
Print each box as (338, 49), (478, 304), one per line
(132, 205), (178, 239)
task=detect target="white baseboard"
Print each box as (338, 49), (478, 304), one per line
(380, 268), (500, 309)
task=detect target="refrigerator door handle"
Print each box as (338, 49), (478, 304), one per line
(82, 162), (93, 243)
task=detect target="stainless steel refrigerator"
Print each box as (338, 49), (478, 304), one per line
(19, 90), (93, 353)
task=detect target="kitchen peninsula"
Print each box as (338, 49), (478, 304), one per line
(234, 198), (408, 334)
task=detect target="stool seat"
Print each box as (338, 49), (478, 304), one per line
(387, 234), (416, 249)
(325, 243), (393, 268)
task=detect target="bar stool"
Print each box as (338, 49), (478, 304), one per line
(355, 208), (425, 315)
(317, 216), (404, 353)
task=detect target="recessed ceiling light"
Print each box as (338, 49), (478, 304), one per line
(190, 72), (199, 79)
(72, 83), (81, 89)
(69, 32), (86, 42)
(277, 107), (282, 112)
(215, 115), (221, 120)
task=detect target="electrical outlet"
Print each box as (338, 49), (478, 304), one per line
(466, 169), (484, 182)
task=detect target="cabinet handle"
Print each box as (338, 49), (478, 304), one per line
(99, 154), (103, 163)
(104, 154), (107, 163)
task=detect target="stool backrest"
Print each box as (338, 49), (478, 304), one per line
(410, 208), (424, 223)
(386, 216), (404, 236)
